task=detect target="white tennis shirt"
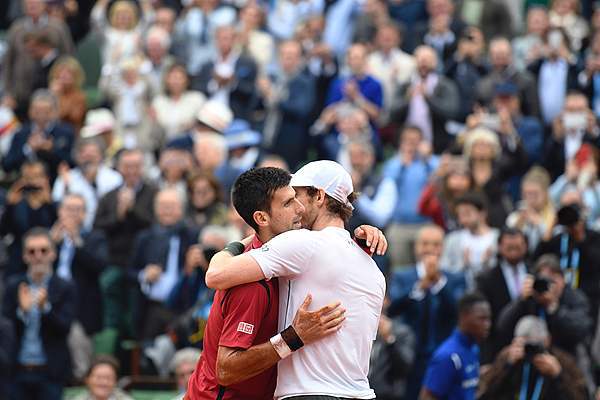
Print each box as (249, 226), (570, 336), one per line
(248, 227), (386, 399)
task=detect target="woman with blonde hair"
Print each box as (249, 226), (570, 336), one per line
(49, 56), (87, 131)
(506, 166), (556, 250)
(550, 0), (589, 51)
(461, 127), (528, 227)
(91, 0), (151, 69)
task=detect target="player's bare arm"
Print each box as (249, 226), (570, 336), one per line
(206, 225), (388, 290)
(216, 294), (346, 385)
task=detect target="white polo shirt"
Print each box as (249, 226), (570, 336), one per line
(248, 227), (386, 399)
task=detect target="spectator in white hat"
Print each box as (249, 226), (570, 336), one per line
(165, 100), (233, 152)
(79, 108), (122, 166)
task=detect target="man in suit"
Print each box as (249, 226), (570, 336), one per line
(2, 89), (75, 183)
(49, 193), (108, 378)
(2, 0), (74, 120)
(476, 228), (530, 363)
(192, 24), (257, 121)
(388, 224), (466, 400)
(129, 188), (198, 341)
(2, 227), (75, 400)
(258, 39), (316, 170)
(94, 148), (157, 339)
(391, 45), (460, 155)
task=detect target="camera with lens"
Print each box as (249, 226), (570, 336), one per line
(557, 204), (581, 228)
(533, 276), (552, 294)
(524, 342), (545, 361)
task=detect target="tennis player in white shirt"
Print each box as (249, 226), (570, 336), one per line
(206, 160), (386, 400)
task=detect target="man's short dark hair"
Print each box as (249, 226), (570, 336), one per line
(455, 192), (487, 212)
(23, 227), (54, 250)
(458, 292), (488, 316)
(498, 226), (528, 246)
(232, 167), (291, 231)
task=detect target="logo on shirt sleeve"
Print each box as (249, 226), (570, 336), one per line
(237, 322), (255, 335)
(261, 244), (270, 252)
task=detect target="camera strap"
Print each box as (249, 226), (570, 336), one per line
(560, 234), (580, 289)
(519, 362), (544, 400)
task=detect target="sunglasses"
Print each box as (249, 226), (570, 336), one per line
(26, 247), (50, 256)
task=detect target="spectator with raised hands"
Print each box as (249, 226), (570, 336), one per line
(529, 27), (579, 127)
(2, 227), (75, 400)
(152, 63), (206, 140)
(258, 39), (315, 170)
(507, 166), (556, 251)
(383, 125), (439, 268)
(237, 2), (274, 75)
(52, 138), (123, 230)
(444, 26), (487, 123)
(2, 89), (75, 183)
(513, 6), (550, 70)
(549, 0), (589, 52)
(391, 45), (460, 154)
(544, 91), (600, 180)
(1, 161), (56, 278)
(48, 56), (87, 132)
(367, 22), (416, 126)
(418, 156), (474, 232)
(141, 25), (177, 97)
(549, 145), (600, 227)
(91, 0), (151, 71)
(478, 315), (587, 400)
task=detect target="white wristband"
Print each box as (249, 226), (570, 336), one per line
(270, 333), (292, 359)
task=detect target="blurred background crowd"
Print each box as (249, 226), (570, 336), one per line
(2, 0), (600, 399)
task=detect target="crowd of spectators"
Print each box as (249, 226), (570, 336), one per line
(2, 0), (600, 399)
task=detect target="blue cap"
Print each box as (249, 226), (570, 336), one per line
(494, 82), (518, 97)
(224, 119), (262, 150)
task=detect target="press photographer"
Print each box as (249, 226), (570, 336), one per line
(478, 315), (587, 400)
(496, 254), (591, 356)
(534, 202), (600, 323)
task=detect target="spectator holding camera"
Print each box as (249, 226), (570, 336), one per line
(496, 254), (592, 356)
(478, 315), (587, 400)
(534, 201), (600, 323)
(1, 161), (56, 278)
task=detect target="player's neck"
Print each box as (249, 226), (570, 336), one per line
(311, 213), (345, 231)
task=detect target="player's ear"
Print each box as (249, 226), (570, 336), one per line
(316, 188), (326, 205)
(253, 210), (269, 228)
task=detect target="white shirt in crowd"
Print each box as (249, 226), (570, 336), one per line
(249, 227), (386, 400)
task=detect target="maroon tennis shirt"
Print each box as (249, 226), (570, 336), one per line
(186, 235), (279, 400)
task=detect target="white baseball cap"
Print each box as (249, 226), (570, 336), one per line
(80, 108), (116, 139)
(290, 160), (355, 210)
(196, 100), (233, 133)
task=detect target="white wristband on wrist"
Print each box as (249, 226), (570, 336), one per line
(270, 333), (292, 359)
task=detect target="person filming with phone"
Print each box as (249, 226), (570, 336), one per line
(496, 254), (591, 357)
(478, 315), (587, 400)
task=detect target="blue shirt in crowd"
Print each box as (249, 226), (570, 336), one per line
(422, 329), (480, 400)
(17, 276), (51, 366)
(383, 155), (439, 224)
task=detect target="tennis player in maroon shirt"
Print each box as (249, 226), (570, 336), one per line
(186, 167), (386, 400)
